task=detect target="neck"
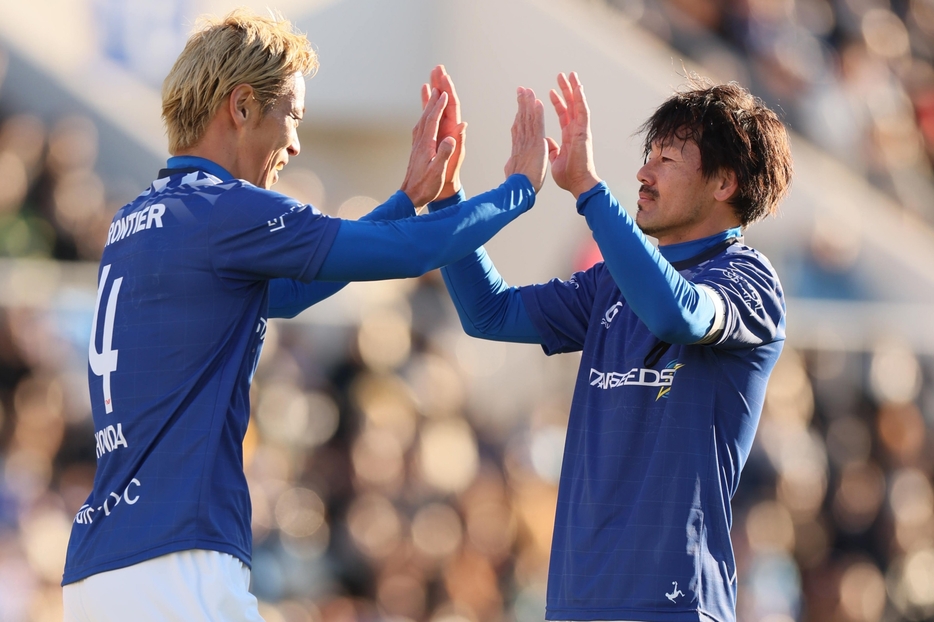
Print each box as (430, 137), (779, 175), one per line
(174, 115), (248, 183)
(654, 204), (741, 246)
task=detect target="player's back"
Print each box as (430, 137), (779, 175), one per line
(64, 170), (271, 584)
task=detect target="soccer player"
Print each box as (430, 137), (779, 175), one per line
(61, 10), (547, 621)
(433, 72), (791, 622)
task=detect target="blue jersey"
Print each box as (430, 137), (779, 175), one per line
(521, 242), (785, 622)
(63, 166), (341, 584)
(63, 155), (537, 586)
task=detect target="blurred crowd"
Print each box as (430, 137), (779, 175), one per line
(607, 0), (934, 222)
(0, 110), (115, 263)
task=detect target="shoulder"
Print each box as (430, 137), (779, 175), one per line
(700, 244), (782, 289)
(209, 182), (329, 227)
(213, 181), (304, 209)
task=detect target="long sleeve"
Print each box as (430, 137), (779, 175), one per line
(267, 190), (416, 318)
(315, 174), (535, 282)
(425, 190), (541, 343)
(577, 183), (720, 344)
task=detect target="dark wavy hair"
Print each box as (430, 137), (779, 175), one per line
(639, 76), (793, 226)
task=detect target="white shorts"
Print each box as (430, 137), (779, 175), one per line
(63, 549), (264, 622)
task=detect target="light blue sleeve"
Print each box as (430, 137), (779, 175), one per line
(577, 183), (717, 344)
(268, 190), (415, 318)
(426, 190), (541, 343)
(315, 174), (535, 282)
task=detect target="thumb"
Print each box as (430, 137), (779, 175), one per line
(436, 136), (456, 162)
(547, 137), (560, 163)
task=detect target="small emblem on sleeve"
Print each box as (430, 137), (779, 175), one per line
(267, 216), (286, 232)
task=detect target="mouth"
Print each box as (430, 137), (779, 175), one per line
(637, 186), (658, 209)
(638, 185), (658, 202)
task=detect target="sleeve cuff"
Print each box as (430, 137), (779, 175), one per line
(391, 189), (417, 216)
(427, 188), (467, 213)
(575, 181), (609, 215)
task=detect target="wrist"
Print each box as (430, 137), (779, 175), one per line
(570, 173), (602, 200)
(436, 178), (462, 202)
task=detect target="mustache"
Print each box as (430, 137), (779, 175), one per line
(639, 185), (658, 199)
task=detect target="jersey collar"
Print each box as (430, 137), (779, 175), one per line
(161, 156), (234, 182)
(657, 227), (743, 266)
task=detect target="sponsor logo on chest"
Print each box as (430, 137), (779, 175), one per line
(589, 360), (685, 400)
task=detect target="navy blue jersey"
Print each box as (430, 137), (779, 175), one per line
(521, 242), (785, 622)
(63, 168), (340, 584)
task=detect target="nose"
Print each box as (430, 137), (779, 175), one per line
(636, 161), (653, 185)
(287, 131), (300, 157)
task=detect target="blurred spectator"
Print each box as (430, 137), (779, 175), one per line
(610, 0), (934, 223)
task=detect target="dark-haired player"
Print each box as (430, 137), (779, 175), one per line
(434, 72), (792, 622)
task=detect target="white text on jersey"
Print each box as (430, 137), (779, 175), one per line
(74, 478), (141, 525)
(105, 203), (166, 247)
(589, 366), (677, 389)
(95, 423), (129, 458)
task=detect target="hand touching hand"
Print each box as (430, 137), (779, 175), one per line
(504, 86), (549, 193)
(421, 65), (466, 200)
(549, 72), (601, 199)
(401, 87), (456, 207)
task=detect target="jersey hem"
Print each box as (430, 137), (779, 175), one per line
(61, 539), (250, 586)
(545, 606), (723, 622)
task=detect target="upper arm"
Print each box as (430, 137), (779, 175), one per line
(210, 186), (339, 283)
(696, 254), (785, 349)
(519, 265), (602, 354)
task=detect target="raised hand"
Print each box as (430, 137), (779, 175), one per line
(504, 86), (548, 193)
(401, 87), (456, 207)
(421, 65), (466, 200)
(549, 72), (601, 199)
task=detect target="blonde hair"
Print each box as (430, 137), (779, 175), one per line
(162, 8), (318, 153)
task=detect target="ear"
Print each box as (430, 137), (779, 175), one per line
(228, 84), (255, 129)
(713, 168), (738, 203)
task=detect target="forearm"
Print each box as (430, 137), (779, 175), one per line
(268, 190), (417, 318)
(440, 249), (542, 343)
(578, 183), (716, 344)
(427, 190), (541, 343)
(316, 174), (535, 282)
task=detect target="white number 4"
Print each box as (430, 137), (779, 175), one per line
(89, 264), (122, 414)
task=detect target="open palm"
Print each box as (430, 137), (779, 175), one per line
(549, 72), (600, 199)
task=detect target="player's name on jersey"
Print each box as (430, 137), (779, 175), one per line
(106, 204), (166, 247)
(95, 423), (129, 459)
